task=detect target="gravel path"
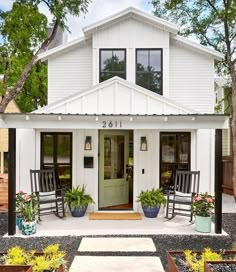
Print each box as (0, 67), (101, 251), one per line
(0, 212), (235, 271)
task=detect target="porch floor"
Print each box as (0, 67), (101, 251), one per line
(10, 208), (228, 237)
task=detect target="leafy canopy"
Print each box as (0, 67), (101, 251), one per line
(0, 0), (90, 112)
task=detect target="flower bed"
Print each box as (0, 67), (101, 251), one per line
(0, 265), (32, 272)
(167, 250), (236, 272)
(0, 244), (66, 272)
(204, 261), (236, 272)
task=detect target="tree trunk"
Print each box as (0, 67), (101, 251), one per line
(230, 66), (236, 197)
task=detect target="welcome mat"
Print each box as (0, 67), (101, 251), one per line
(89, 212), (142, 220)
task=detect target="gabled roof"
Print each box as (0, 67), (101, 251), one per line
(171, 35), (224, 61)
(38, 7), (223, 61)
(35, 76), (195, 115)
(39, 36), (89, 61)
(83, 6), (179, 36)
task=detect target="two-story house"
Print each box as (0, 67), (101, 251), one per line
(2, 7), (228, 213)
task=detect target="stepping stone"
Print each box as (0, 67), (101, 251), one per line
(69, 256), (164, 272)
(78, 237), (156, 252)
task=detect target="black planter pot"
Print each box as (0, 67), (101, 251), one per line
(71, 205), (88, 217)
(142, 205), (160, 218)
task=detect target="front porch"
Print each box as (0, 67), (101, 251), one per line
(8, 209), (228, 237)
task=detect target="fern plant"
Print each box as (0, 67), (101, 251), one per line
(64, 185), (95, 209)
(137, 188), (166, 207)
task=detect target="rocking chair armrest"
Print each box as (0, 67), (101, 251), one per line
(166, 190), (174, 200)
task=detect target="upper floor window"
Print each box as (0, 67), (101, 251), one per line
(136, 49), (162, 95)
(100, 49), (126, 82)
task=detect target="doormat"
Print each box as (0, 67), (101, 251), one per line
(89, 212), (142, 220)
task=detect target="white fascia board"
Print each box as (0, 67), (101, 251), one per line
(171, 35), (224, 60)
(38, 36), (88, 61)
(83, 7), (179, 36)
(0, 113), (229, 130)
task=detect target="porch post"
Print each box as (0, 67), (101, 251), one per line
(8, 128), (16, 235)
(215, 129), (222, 234)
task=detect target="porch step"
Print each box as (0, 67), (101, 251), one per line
(69, 256), (164, 272)
(78, 237), (156, 252)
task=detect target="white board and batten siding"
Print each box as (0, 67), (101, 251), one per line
(48, 40), (93, 104)
(92, 17), (170, 95)
(169, 40), (215, 113)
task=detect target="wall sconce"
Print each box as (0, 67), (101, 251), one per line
(84, 136), (92, 150)
(140, 136), (147, 151)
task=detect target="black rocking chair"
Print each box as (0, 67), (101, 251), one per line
(165, 170), (200, 221)
(30, 169), (65, 220)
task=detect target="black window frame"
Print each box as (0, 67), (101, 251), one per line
(135, 48), (163, 95)
(159, 132), (191, 190)
(40, 132), (73, 189)
(99, 48), (127, 83)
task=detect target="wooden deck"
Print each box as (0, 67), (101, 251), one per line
(0, 174), (8, 212)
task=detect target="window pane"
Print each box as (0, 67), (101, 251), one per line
(113, 50), (125, 71)
(104, 135), (125, 180)
(57, 135), (71, 163)
(100, 50), (126, 82)
(178, 134), (190, 163)
(150, 50), (161, 71)
(161, 135), (176, 163)
(43, 134), (54, 163)
(101, 50), (112, 71)
(137, 50), (148, 71)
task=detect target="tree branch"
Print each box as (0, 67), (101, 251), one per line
(0, 18), (60, 113)
(205, 0), (220, 15)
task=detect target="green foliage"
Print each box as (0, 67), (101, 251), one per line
(4, 244), (66, 272)
(151, 0), (236, 69)
(65, 185), (95, 209)
(137, 188), (166, 207)
(16, 191), (38, 221)
(184, 248), (222, 272)
(0, 0), (90, 112)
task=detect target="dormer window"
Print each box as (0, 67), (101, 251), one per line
(136, 49), (162, 95)
(100, 49), (126, 82)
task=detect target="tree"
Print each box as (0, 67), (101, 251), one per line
(152, 0), (236, 196)
(0, 0), (90, 113)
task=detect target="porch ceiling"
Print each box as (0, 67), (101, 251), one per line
(0, 113), (229, 129)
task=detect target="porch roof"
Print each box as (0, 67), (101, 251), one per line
(0, 113), (229, 129)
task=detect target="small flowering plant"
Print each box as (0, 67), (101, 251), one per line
(192, 193), (215, 217)
(16, 191), (38, 222)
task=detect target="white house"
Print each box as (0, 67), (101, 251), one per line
(1, 7), (228, 215)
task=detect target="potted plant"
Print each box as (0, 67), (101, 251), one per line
(192, 193), (215, 233)
(1, 244), (66, 272)
(137, 188), (166, 218)
(20, 192), (38, 235)
(15, 191), (26, 230)
(64, 185), (95, 217)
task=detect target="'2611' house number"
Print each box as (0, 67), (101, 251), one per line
(102, 121), (122, 128)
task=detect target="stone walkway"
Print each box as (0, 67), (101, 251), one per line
(69, 237), (164, 272)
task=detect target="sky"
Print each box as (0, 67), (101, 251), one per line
(0, 0), (153, 41)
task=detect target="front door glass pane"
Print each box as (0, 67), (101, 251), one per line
(104, 135), (125, 180)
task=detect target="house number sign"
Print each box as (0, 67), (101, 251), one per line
(102, 121), (122, 128)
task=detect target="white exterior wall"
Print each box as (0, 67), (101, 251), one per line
(92, 18), (170, 97)
(196, 129), (215, 193)
(48, 40), (93, 104)
(169, 40), (215, 113)
(16, 129), (36, 193)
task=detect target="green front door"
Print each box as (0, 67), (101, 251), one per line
(99, 130), (129, 208)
